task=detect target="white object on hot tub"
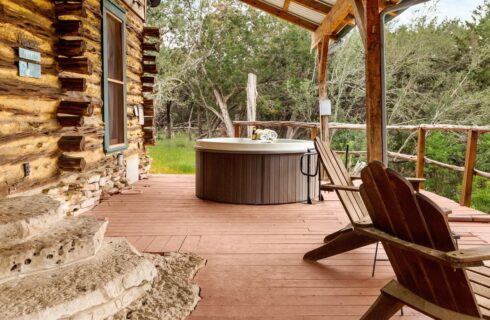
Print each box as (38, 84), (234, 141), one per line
(195, 138), (314, 153)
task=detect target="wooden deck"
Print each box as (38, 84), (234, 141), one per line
(89, 174), (490, 319)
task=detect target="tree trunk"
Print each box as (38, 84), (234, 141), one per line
(205, 108), (211, 137)
(197, 106), (203, 136)
(246, 73), (257, 137)
(286, 113), (297, 139)
(213, 88), (234, 137)
(188, 105), (194, 141)
(166, 101), (173, 139)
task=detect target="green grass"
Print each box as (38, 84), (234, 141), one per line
(148, 135), (196, 174)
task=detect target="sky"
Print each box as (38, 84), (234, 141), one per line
(394, 0), (486, 25)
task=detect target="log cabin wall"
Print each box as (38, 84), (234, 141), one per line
(0, 0), (155, 214)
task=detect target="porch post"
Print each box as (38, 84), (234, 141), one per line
(365, 0), (386, 163)
(317, 35), (330, 144)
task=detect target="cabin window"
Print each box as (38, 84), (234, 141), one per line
(103, 0), (127, 153)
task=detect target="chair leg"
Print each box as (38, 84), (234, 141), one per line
(372, 241), (379, 277)
(361, 293), (404, 320)
(304, 229), (377, 261)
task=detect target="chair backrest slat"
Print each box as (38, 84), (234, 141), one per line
(360, 161), (481, 317)
(314, 138), (367, 223)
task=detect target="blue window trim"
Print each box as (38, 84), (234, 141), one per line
(102, 0), (128, 153)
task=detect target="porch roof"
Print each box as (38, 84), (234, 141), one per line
(238, 0), (409, 41)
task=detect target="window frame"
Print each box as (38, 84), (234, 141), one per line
(102, 0), (128, 153)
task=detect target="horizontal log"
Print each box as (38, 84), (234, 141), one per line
(143, 99), (154, 107)
(328, 122), (490, 133)
(143, 55), (156, 63)
(58, 57), (92, 74)
(387, 151), (465, 172)
(142, 43), (160, 52)
(233, 121), (319, 129)
(142, 85), (154, 93)
(0, 77), (61, 99)
(57, 115), (84, 127)
(475, 169), (490, 179)
(55, 2), (87, 18)
(58, 101), (93, 116)
(235, 121), (490, 133)
(56, 20), (83, 37)
(59, 77), (87, 91)
(143, 107), (154, 116)
(338, 149), (490, 180)
(144, 133), (154, 141)
(58, 136), (86, 152)
(141, 76), (155, 84)
(143, 64), (158, 74)
(143, 27), (161, 38)
(57, 39), (86, 57)
(58, 154), (86, 172)
(143, 117), (154, 127)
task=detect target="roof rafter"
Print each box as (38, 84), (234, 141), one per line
(239, 0), (319, 31)
(311, 0), (352, 47)
(292, 0), (332, 14)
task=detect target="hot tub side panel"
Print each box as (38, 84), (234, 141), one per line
(196, 150), (317, 205)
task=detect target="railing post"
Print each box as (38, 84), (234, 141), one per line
(460, 130), (479, 207)
(416, 128), (426, 189)
(311, 127), (318, 140)
(234, 124), (241, 138)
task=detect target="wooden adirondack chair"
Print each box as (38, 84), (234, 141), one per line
(303, 138), (376, 260)
(359, 161), (490, 320)
(303, 138), (424, 261)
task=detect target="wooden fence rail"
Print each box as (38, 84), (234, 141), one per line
(233, 121), (490, 207)
(233, 121), (320, 140)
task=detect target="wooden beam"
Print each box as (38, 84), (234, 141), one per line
(56, 20), (83, 37)
(58, 155), (86, 172)
(239, 0), (318, 31)
(318, 36), (329, 100)
(234, 124), (241, 138)
(293, 0), (332, 14)
(58, 101), (94, 116)
(283, 0), (291, 10)
(317, 35), (330, 146)
(312, 0), (352, 47)
(311, 127), (318, 140)
(348, 0), (367, 48)
(416, 128), (426, 188)
(59, 77), (86, 92)
(143, 27), (161, 38)
(58, 136), (86, 152)
(460, 130), (479, 207)
(365, 0), (384, 162)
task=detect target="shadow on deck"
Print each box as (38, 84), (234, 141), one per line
(89, 174), (490, 319)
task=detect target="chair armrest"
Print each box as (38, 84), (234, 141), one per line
(446, 246), (490, 267)
(355, 226), (485, 268)
(350, 175), (425, 191)
(320, 184), (359, 192)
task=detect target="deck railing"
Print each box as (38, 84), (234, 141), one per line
(233, 121), (490, 207)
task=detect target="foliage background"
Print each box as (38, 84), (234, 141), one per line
(147, 0), (490, 212)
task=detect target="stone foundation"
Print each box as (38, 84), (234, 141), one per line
(39, 154), (152, 216)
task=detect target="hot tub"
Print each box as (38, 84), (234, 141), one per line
(195, 138), (318, 205)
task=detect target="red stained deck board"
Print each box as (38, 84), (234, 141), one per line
(89, 174), (488, 319)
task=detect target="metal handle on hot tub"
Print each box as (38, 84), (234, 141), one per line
(300, 148), (320, 204)
(300, 148), (319, 176)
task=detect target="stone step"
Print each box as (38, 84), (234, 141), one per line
(0, 215), (107, 282)
(0, 238), (157, 320)
(0, 195), (65, 242)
